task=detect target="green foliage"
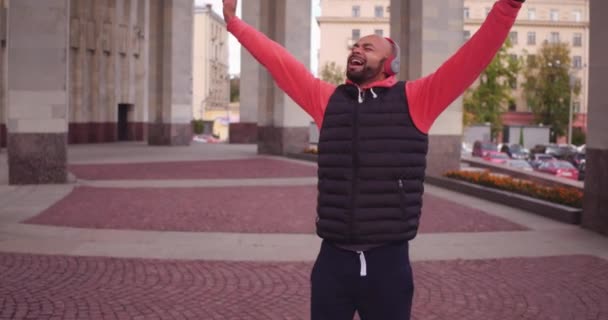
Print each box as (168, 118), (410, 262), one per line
(463, 39), (521, 140)
(192, 119), (205, 134)
(572, 128), (586, 146)
(320, 61), (345, 85)
(522, 42), (581, 142)
(519, 127), (524, 146)
(230, 76), (240, 102)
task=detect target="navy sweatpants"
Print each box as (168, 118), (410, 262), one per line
(310, 240), (414, 320)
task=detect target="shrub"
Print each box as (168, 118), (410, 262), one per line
(444, 170), (583, 208)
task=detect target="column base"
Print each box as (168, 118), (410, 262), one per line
(229, 122), (258, 144)
(426, 135), (461, 177)
(258, 126), (308, 155)
(68, 122), (146, 144)
(147, 123), (192, 146)
(8, 133), (67, 185)
(582, 148), (608, 235)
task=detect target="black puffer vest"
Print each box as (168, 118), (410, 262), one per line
(316, 81), (428, 245)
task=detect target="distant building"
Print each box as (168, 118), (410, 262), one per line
(317, 0), (590, 132)
(193, 4), (230, 122)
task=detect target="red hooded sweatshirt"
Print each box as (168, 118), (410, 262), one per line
(227, 0), (522, 134)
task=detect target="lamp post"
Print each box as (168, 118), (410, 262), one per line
(568, 73), (575, 145)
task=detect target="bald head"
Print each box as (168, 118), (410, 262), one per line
(357, 35), (394, 59)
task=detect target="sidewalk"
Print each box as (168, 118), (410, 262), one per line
(0, 142), (607, 319)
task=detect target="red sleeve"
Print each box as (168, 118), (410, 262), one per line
(406, 0), (523, 133)
(227, 17), (335, 128)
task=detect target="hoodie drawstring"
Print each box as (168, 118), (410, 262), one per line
(357, 87), (364, 103)
(370, 88), (378, 99)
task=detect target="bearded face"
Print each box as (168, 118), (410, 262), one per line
(344, 36), (392, 86)
(346, 55), (386, 84)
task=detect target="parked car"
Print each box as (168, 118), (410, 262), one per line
(461, 141), (473, 158)
(482, 151), (510, 164)
(506, 159), (534, 171)
(472, 141), (498, 157)
(529, 154), (557, 169)
(564, 152), (586, 168)
(500, 143), (530, 160)
(536, 160), (579, 180)
(578, 160), (586, 181)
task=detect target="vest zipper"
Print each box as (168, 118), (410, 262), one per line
(350, 87), (363, 243)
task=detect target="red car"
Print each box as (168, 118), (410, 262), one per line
(482, 151), (510, 164)
(536, 160), (579, 180)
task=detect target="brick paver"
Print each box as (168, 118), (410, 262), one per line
(68, 158), (316, 180)
(25, 186), (526, 233)
(1, 253), (606, 320)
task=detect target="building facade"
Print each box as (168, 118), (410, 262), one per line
(193, 4), (230, 139)
(464, 0), (589, 132)
(316, 0), (590, 133)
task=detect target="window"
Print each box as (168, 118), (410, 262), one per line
(550, 9), (559, 21)
(527, 32), (536, 45)
(352, 29), (361, 40)
(352, 5), (360, 17)
(573, 101), (581, 113)
(573, 33), (582, 47)
(463, 30), (471, 41)
(509, 31), (518, 44)
(573, 10), (581, 22)
(509, 102), (517, 111)
(528, 8), (536, 20)
(573, 56), (582, 69)
(375, 6), (384, 18)
(550, 32), (560, 43)
(374, 29), (384, 37)
(463, 7), (470, 19)
(527, 54), (537, 66)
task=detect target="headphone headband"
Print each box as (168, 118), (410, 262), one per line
(384, 37), (401, 76)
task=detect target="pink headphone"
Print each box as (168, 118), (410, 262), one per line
(383, 37), (401, 76)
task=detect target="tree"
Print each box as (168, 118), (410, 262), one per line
(522, 42), (581, 142)
(320, 61), (345, 85)
(463, 39), (520, 140)
(230, 75), (240, 102)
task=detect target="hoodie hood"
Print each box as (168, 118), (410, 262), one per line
(345, 75), (398, 89)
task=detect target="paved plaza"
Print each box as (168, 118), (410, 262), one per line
(0, 143), (607, 319)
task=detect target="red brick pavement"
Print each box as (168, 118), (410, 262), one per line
(68, 159), (316, 180)
(25, 186), (526, 233)
(1, 253), (606, 320)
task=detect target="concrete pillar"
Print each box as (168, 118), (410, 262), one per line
(6, 0), (69, 184)
(237, 0), (312, 154)
(147, 0), (193, 146)
(390, 0), (464, 176)
(582, 0), (608, 235)
(229, 0), (263, 144)
(0, 1), (6, 149)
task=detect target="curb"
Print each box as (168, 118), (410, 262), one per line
(425, 175), (582, 224)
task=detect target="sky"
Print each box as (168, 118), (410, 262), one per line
(194, 0), (321, 76)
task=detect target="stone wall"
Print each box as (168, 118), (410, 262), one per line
(68, 0), (147, 144)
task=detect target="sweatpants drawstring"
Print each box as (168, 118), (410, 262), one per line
(357, 251), (367, 277)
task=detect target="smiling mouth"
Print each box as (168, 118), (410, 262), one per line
(348, 56), (365, 67)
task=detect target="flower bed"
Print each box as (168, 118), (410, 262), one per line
(444, 170), (583, 208)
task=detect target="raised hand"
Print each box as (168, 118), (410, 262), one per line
(222, 0), (237, 23)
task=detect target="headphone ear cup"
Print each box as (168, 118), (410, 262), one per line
(384, 56), (395, 76)
(391, 57), (400, 74)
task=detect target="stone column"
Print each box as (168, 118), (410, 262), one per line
(6, 0), (69, 184)
(229, 0), (262, 144)
(147, 0), (193, 146)
(582, 0), (608, 235)
(390, 0), (464, 176)
(238, 0), (312, 154)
